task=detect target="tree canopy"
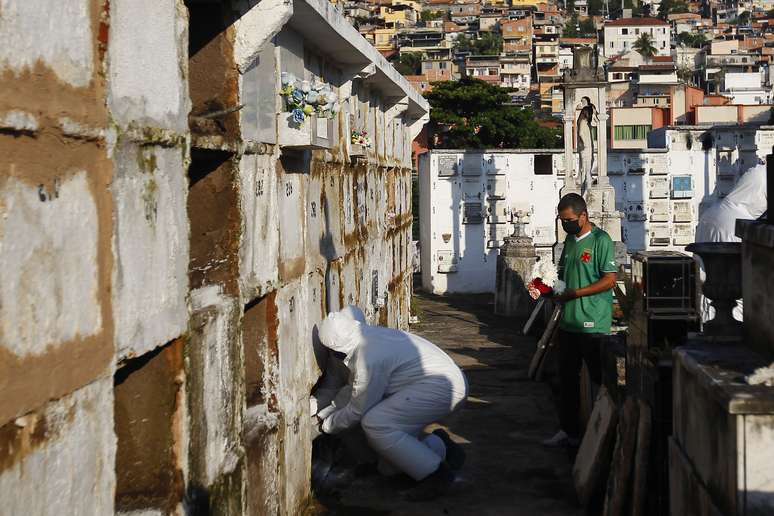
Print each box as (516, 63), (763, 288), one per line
(392, 52), (423, 76)
(420, 10), (444, 22)
(677, 31), (707, 48)
(658, 0), (689, 19)
(588, 0), (604, 16)
(424, 78), (563, 149)
(633, 33), (657, 58)
(453, 33), (503, 55)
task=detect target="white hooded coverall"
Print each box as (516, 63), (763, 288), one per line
(317, 312), (468, 481)
(695, 164), (767, 321)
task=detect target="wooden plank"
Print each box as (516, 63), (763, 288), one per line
(572, 386), (619, 506)
(603, 398), (640, 516)
(522, 297), (546, 335)
(631, 400), (652, 516)
(528, 304), (562, 380)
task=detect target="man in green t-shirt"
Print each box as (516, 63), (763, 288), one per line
(543, 193), (617, 448)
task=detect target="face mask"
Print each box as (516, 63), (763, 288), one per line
(562, 218), (582, 235)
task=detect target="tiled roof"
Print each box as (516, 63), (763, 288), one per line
(605, 17), (669, 27)
(640, 64), (677, 71)
(559, 37), (597, 44)
(651, 55), (674, 62)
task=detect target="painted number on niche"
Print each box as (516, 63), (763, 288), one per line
(285, 182), (293, 197)
(256, 178), (264, 197)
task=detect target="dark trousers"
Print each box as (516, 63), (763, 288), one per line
(558, 329), (605, 438)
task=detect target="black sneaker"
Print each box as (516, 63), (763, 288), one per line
(404, 462), (455, 502)
(432, 429), (466, 470)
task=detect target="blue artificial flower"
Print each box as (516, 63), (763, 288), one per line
(291, 89), (305, 105)
(290, 108), (305, 124)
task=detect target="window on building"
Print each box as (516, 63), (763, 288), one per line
(614, 125), (652, 140)
(624, 41), (628, 48)
(635, 28), (640, 34)
(622, 28), (629, 35)
(613, 72), (623, 79)
(610, 41), (614, 48)
(439, 62), (447, 69)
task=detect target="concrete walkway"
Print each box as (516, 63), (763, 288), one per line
(315, 292), (582, 516)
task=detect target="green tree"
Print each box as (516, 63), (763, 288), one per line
(633, 33), (657, 58)
(563, 14), (580, 37)
(392, 52), (423, 75)
(424, 78), (563, 149)
(453, 33), (502, 55)
(677, 31), (707, 48)
(588, 0), (603, 16)
(578, 18), (597, 36)
(658, 0), (688, 19)
(420, 10), (442, 22)
(657, 0), (673, 19)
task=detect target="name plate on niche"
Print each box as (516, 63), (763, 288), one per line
(316, 117), (328, 139)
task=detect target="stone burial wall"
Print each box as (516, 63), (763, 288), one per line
(0, 0), (429, 514)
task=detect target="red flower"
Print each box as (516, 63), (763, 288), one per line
(580, 250), (591, 263)
(529, 277), (553, 295)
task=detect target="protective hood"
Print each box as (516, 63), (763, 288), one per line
(339, 305), (366, 324)
(725, 164), (767, 217)
(317, 311), (361, 356)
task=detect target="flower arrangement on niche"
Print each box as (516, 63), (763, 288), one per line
(280, 72), (339, 126)
(351, 129), (372, 148)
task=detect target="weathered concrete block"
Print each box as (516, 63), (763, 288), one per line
(188, 151), (241, 294)
(238, 154), (279, 300)
(305, 172), (327, 272)
(275, 277), (317, 514)
(0, 170), (112, 424)
(112, 142), (189, 361)
(187, 286), (245, 500)
(325, 259), (343, 314)
(0, 172), (101, 356)
(341, 253), (360, 309)
(108, 0), (190, 132)
(114, 339), (186, 513)
(321, 169), (345, 261)
(245, 412), (281, 516)
(669, 437), (725, 516)
(341, 171), (356, 239)
(0, 0), (94, 88)
(0, 378), (116, 515)
(277, 163), (307, 282)
(673, 345), (774, 515)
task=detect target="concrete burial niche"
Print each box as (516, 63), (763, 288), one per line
(114, 339), (186, 513)
(188, 149), (241, 294)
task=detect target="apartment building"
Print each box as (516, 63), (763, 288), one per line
(500, 54), (532, 93)
(502, 18), (533, 53)
(465, 55), (502, 84)
(604, 17), (671, 57)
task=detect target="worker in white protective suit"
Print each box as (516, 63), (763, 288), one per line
(314, 309), (468, 500)
(695, 164), (767, 322)
(310, 305), (366, 417)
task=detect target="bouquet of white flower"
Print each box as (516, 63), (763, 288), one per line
(527, 260), (566, 300)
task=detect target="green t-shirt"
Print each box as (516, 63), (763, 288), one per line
(558, 225), (617, 334)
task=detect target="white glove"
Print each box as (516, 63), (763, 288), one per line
(309, 396), (319, 416)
